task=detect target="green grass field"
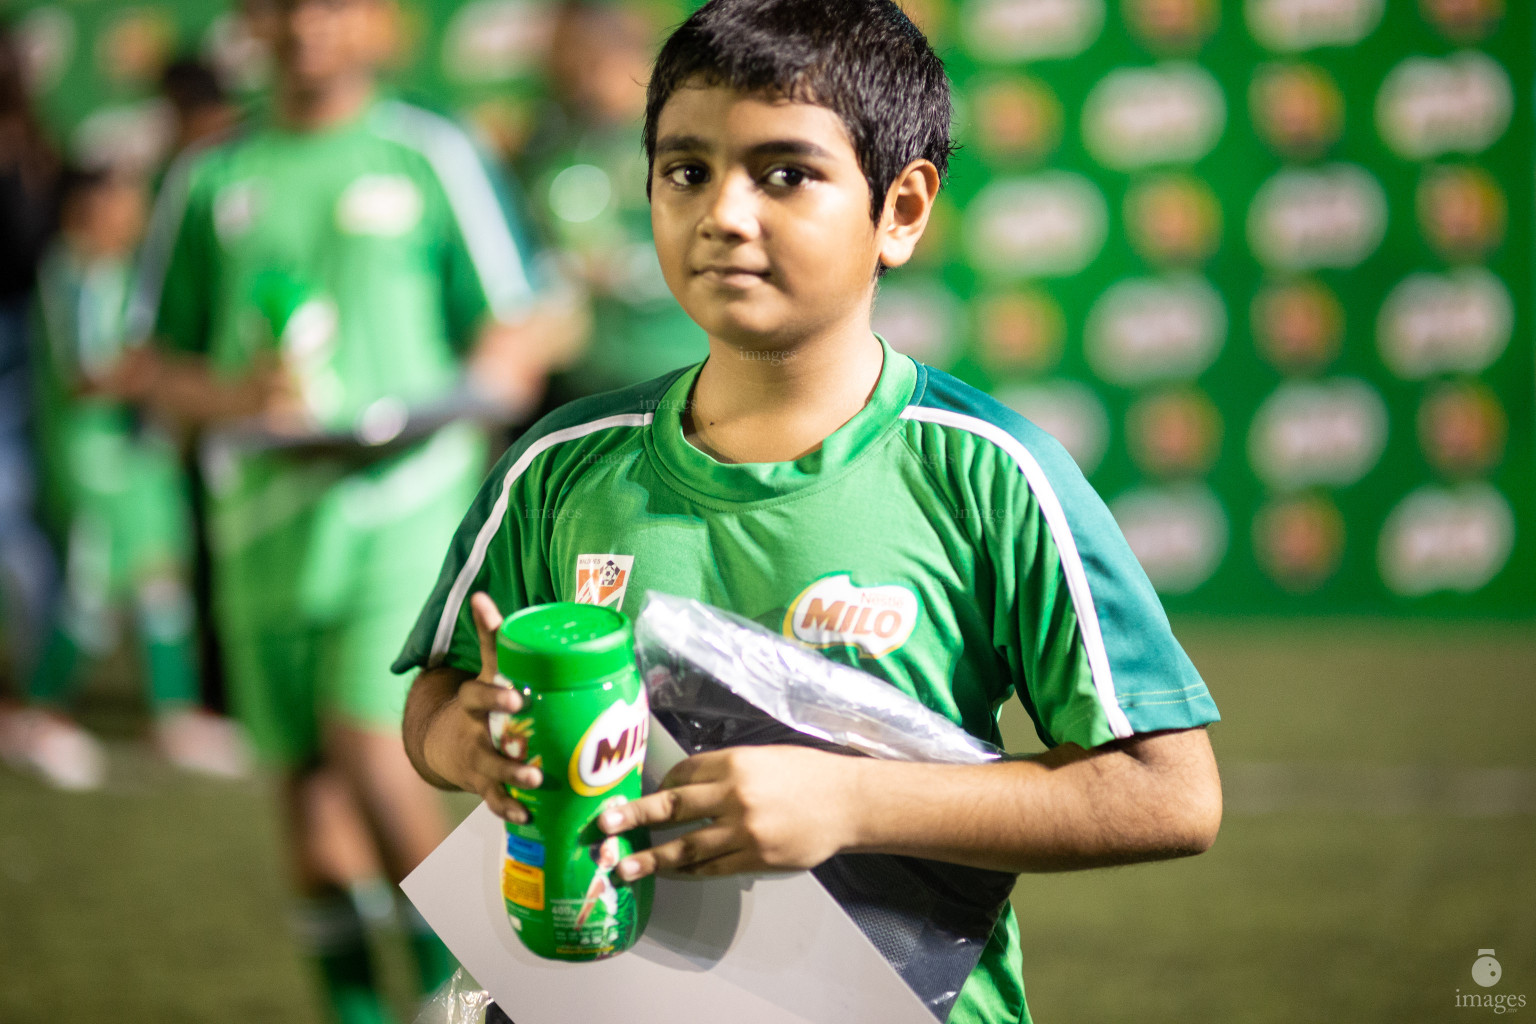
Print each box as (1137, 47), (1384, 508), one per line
(2, 621), (1532, 1023)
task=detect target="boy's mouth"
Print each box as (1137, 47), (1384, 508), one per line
(696, 264), (770, 287)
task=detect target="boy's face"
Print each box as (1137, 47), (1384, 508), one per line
(246, 0), (389, 92)
(650, 84), (886, 349)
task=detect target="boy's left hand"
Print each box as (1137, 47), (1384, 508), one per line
(597, 746), (860, 881)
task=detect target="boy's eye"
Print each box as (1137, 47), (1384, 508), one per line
(663, 164), (707, 187)
(764, 167), (808, 188)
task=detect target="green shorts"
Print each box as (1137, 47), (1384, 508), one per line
(55, 423), (191, 595)
(212, 426), (485, 765)
(223, 600), (421, 765)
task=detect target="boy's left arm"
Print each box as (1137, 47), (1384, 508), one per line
(600, 726), (1219, 880)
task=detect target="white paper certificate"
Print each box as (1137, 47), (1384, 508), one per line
(400, 719), (935, 1023)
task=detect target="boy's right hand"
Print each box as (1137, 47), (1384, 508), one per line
(420, 593), (544, 821)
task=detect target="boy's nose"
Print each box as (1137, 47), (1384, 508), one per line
(699, 172), (761, 242)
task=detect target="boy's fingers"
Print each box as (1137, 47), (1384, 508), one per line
(598, 783), (722, 834)
(474, 747), (542, 789)
(616, 823), (736, 881)
(673, 850), (759, 878)
(458, 678), (523, 716)
(661, 749), (731, 788)
(482, 785), (531, 824)
(470, 592), (504, 682)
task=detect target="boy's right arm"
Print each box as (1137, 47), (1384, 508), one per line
(404, 593), (543, 822)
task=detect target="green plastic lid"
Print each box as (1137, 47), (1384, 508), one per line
(496, 602), (636, 690)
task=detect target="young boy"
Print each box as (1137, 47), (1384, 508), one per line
(3, 165), (248, 791)
(397, 2), (1222, 1021)
(125, 0), (567, 1019)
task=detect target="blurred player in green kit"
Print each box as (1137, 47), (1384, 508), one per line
(518, 0), (708, 402)
(2, 165), (250, 792)
(121, 0), (571, 1019)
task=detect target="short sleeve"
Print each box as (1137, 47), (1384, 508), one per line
(128, 154), (215, 353)
(393, 432), (557, 676)
(983, 423), (1220, 750)
(427, 133), (544, 348)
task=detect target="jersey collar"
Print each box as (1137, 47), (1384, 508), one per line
(647, 334), (918, 506)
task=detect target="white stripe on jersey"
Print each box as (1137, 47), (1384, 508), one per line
(429, 412), (654, 666)
(125, 147), (199, 343)
(371, 101), (533, 322)
(899, 406), (1134, 740)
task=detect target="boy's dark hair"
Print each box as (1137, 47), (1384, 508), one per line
(643, 0), (954, 222)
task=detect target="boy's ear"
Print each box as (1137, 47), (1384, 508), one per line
(876, 159), (941, 271)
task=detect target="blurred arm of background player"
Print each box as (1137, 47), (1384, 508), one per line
(461, 283), (590, 418)
(106, 293), (587, 439)
(101, 345), (294, 430)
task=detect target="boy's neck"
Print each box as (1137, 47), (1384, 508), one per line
(275, 74), (375, 132)
(684, 314), (885, 465)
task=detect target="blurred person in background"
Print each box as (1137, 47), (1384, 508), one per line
(119, 0), (574, 1019)
(156, 56), (245, 737)
(161, 56), (243, 158)
(516, 0), (707, 406)
(1, 164), (252, 792)
(0, 21), (62, 751)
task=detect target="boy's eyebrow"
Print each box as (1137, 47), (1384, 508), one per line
(653, 135), (836, 161)
(744, 139), (835, 161)
(655, 133), (711, 156)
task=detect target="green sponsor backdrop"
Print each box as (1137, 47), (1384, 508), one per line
(874, 0), (1533, 615)
(6, 0), (1531, 615)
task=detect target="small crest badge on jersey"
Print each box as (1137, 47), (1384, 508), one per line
(575, 554), (634, 608)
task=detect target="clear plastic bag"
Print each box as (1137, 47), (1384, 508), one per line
(633, 592), (1017, 1022)
(634, 591), (1001, 764)
(413, 968), (493, 1024)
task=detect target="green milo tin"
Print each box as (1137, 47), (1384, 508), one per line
(488, 602), (653, 961)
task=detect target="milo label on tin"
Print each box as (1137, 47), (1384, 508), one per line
(494, 684), (652, 961)
(568, 693), (649, 796)
(501, 816), (647, 958)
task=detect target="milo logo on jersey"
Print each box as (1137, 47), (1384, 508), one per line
(783, 574), (919, 659)
(569, 693), (649, 798)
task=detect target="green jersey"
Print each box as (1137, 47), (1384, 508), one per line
(32, 244), (190, 589)
(395, 337), (1219, 1023)
(33, 245), (139, 498)
(132, 97), (538, 404)
(131, 98), (539, 627)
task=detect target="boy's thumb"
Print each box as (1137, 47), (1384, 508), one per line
(471, 592), (504, 678)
